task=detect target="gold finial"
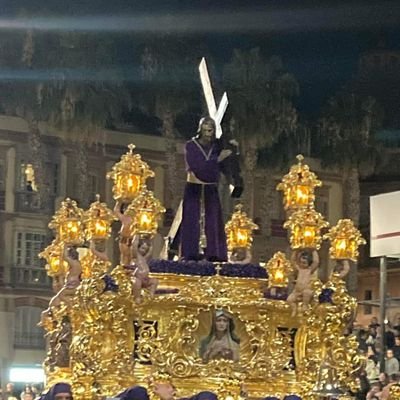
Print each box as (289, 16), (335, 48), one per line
(128, 143), (136, 153)
(296, 154), (304, 163)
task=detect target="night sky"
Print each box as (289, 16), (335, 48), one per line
(1, 0), (400, 118)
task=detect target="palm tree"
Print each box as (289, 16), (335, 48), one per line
(317, 91), (383, 294)
(223, 48), (299, 221)
(0, 27), (130, 209)
(0, 29), (54, 209)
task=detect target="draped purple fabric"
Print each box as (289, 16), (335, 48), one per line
(44, 383), (72, 400)
(115, 387), (217, 400)
(181, 139), (227, 261)
(190, 392), (218, 400)
(116, 386), (149, 400)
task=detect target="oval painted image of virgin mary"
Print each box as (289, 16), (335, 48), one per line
(199, 309), (240, 363)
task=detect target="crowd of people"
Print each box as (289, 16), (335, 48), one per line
(354, 316), (400, 399)
(0, 383), (42, 400)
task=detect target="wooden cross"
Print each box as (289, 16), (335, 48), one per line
(198, 57), (228, 139)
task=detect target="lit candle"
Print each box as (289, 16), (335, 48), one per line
(95, 221), (107, 237)
(303, 226), (316, 247)
(236, 229), (248, 247)
(295, 185), (309, 205)
(275, 269), (284, 284)
(335, 238), (348, 258)
(139, 212), (152, 231)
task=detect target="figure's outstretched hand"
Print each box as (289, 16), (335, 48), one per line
(217, 149), (232, 163)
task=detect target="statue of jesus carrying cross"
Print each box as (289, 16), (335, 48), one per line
(167, 58), (243, 261)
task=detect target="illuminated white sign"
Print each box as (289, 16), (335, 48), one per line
(9, 367), (45, 383)
(370, 191), (400, 257)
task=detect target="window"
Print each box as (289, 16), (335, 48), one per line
(88, 173), (99, 202)
(15, 232), (46, 267)
(19, 163), (38, 191)
(46, 162), (59, 196)
(0, 159), (5, 189)
(0, 159), (5, 210)
(14, 306), (45, 349)
(364, 289), (373, 315)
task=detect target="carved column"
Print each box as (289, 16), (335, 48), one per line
(5, 147), (16, 213)
(242, 141), (258, 218)
(75, 144), (89, 209)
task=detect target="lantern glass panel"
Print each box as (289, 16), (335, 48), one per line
(49, 256), (68, 274)
(335, 238), (348, 258)
(303, 226), (316, 247)
(59, 220), (81, 243)
(236, 229), (249, 247)
(138, 211), (153, 232)
(272, 268), (285, 286)
(119, 174), (141, 197)
(295, 185), (310, 206)
(285, 187), (292, 208)
(93, 220), (108, 239)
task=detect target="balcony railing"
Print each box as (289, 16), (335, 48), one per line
(14, 332), (45, 349)
(11, 266), (52, 289)
(15, 191), (55, 214)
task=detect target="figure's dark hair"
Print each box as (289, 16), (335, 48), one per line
(120, 202), (128, 213)
(299, 250), (313, 266)
(139, 238), (151, 248)
(68, 247), (79, 260)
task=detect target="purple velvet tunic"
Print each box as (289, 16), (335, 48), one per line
(181, 138), (227, 261)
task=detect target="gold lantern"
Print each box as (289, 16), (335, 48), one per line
(126, 186), (165, 237)
(39, 240), (69, 277)
(277, 154), (322, 212)
(284, 206), (329, 250)
(323, 219), (366, 261)
(106, 144), (155, 202)
(266, 251), (293, 288)
(83, 194), (116, 241)
(48, 198), (84, 246)
(225, 204), (259, 251)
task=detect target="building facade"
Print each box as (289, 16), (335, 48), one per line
(0, 115), (173, 388)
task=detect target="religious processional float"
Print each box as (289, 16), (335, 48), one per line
(37, 59), (393, 400)
(38, 149), (368, 400)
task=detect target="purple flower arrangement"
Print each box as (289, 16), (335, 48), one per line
(318, 288), (335, 304)
(149, 259), (267, 279)
(102, 274), (119, 293)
